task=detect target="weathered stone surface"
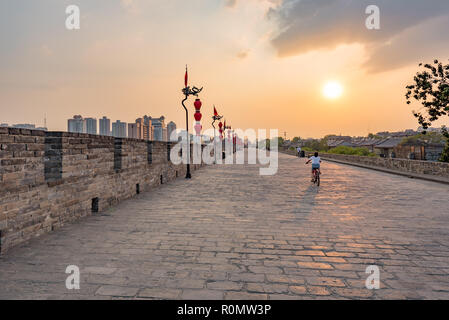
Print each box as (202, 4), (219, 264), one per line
(281, 149), (449, 180)
(0, 151), (448, 300)
(322, 152), (449, 178)
(0, 130), (202, 254)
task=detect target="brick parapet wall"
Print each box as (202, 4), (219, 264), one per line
(0, 128), (201, 254)
(279, 148), (449, 178)
(320, 153), (449, 178)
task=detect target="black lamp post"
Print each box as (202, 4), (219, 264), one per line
(182, 66), (203, 179)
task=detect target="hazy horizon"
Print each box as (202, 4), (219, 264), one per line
(1, 0), (449, 139)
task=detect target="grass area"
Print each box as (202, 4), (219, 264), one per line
(327, 146), (377, 157)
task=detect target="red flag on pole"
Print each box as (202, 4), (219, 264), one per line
(214, 106), (218, 117)
(184, 65), (188, 87)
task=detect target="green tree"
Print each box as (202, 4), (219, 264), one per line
(406, 59), (449, 162)
(292, 136), (301, 144)
(368, 133), (380, 139)
(440, 126), (449, 162)
(278, 137), (285, 146)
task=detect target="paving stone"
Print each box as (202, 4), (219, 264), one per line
(181, 289), (223, 300)
(296, 262), (333, 270)
(333, 288), (374, 299)
(95, 285), (139, 297)
(206, 281), (243, 291)
(225, 292), (268, 300)
(289, 286), (307, 295)
(138, 288), (181, 299)
(246, 283), (288, 294)
(307, 286), (331, 296)
(1, 151), (449, 300)
(266, 275), (305, 285)
(307, 277), (346, 287)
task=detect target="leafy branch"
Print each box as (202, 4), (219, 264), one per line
(406, 59), (449, 130)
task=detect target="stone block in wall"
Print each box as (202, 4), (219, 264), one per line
(0, 134), (14, 143)
(44, 132), (63, 182)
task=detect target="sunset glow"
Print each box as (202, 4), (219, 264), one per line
(1, 1), (449, 137)
(323, 82), (343, 100)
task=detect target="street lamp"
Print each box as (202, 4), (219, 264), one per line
(182, 66), (203, 179)
(211, 106), (223, 164)
(222, 120), (232, 159)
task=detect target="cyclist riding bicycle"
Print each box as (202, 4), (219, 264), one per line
(306, 152), (322, 182)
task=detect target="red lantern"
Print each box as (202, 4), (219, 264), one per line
(218, 122), (223, 129)
(194, 112), (202, 121)
(193, 99), (202, 137)
(194, 99), (202, 111)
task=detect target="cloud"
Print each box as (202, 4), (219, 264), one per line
(225, 0), (237, 8)
(224, 0), (281, 9)
(236, 50), (249, 59)
(39, 45), (53, 57)
(268, 0), (449, 72)
(120, 0), (140, 14)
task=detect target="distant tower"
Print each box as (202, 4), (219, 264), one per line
(167, 121), (177, 141)
(99, 117), (111, 136)
(112, 120), (127, 138)
(150, 116), (166, 141)
(68, 115), (85, 133)
(85, 118), (97, 135)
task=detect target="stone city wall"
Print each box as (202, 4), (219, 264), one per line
(280, 148), (449, 179)
(0, 127), (203, 254)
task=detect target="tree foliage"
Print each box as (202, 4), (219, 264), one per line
(400, 132), (446, 145)
(406, 60), (449, 162)
(406, 59), (449, 130)
(440, 126), (449, 162)
(328, 146), (377, 157)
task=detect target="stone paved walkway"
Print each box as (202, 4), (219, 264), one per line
(1, 151), (449, 299)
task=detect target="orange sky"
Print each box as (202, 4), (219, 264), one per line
(0, 0), (448, 138)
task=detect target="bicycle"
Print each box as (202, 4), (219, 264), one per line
(312, 168), (320, 186)
(306, 153), (322, 186)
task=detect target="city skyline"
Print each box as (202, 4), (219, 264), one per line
(1, 1), (449, 138)
(66, 114), (177, 141)
(2, 1), (449, 304)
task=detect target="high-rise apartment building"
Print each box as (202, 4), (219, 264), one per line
(12, 124), (47, 131)
(143, 116), (152, 140)
(99, 117), (111, 136)
(112, 120), (127, 138)
(167, 121), (177, 141)
(68, 115), (85, 133)
(85, 118), (97, 135)
(127, 118), (150, 140)
(135, 118), (145, 140)
(128, 123), (138, 139)
(150, 116), (166, 141)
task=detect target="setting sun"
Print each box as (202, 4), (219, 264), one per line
(323, 81), (343, 99)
